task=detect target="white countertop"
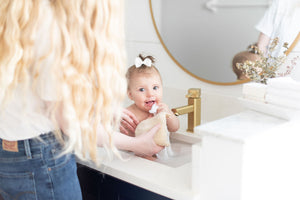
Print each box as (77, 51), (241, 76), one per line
(193, 110), (298, 200)
(195, 110), (287, 143)
(77, 110), (296, 200)
(78, 132), (202, 200)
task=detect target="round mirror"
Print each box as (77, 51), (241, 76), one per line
(149, 0), (269, 85)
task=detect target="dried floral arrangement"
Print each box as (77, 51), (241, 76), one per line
(236, 38), (289, 84)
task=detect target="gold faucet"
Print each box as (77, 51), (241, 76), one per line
(171, 88), (201, 133)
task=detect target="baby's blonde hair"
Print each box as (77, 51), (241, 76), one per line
(0, 0), (127, 163)
(126, 54), (162, 90)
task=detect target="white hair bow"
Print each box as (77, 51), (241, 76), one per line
(135, 57), (152, 68)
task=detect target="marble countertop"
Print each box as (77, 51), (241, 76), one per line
(77, 110), (291, 200)
(195, 110), (287, 143)
(77, 132), (202, 200)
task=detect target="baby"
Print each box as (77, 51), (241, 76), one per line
(120, 54), (179, 140)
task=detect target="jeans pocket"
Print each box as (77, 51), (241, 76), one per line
(49, 155), (82, 200)
(0, 171), (37, 200)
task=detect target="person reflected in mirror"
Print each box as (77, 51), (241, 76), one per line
(233, 0), (300, 81)
(255, 0), (300, 78)
(256, 0), (300, 55)
(120, 54), (180, 136)
(0, 1), (163, 199)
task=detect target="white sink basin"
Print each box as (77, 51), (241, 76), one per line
(150, 132), (202, 168)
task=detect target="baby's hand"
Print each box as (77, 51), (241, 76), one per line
(156, 102), (172, 115)
(157, 102), (180, 132)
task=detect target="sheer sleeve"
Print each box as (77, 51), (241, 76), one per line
(255, 0), (279, 37)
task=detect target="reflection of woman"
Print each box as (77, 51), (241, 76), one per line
(0, 1), (162, 199)
(256, 0), (300, 79)
(256, 0), (300, 54)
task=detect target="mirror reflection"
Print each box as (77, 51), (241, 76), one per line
(150, 0), (269, 84)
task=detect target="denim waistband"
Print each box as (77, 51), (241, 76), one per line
(0, 132), (57, 147)
(0, 132), (58, 159)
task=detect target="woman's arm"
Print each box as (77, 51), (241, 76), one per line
(98, 123), (164, 157)
(257, 32), (271, 54)
(52, 101), (163, 157)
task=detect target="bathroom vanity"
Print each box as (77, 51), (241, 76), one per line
(77, 132), (202, 200)
(77, 109), (300, 200)
(77, 163), (172, 200)
(194, 110), (300, 200)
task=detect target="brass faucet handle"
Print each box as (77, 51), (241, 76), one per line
(185, 88), (201, 98)
(171, 109), (180, 116)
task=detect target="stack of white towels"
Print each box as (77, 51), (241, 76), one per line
(266, 77), (300, 110)
(241, 77), (300, 120)
(242, 82), (267, 103)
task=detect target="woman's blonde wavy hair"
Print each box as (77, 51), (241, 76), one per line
(0, 0), (127, 163)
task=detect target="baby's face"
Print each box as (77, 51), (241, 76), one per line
(128, 71), (163, 112)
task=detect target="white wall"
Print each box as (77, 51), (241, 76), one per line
(124, 0), (245, 94)
(124, 0), (249, 125)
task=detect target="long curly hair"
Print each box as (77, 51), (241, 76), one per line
(0, 0), (127, 163)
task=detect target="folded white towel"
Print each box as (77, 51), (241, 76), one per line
(267, 77), (300, 92)
(265, 94), (300, 110)
(239, 98), (300, 120)
(242, 82), (267, 102)
(267, 87), (300, 101)
(243, 94), (266, 102)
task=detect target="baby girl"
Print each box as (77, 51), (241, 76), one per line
(120, 54), (179, 138)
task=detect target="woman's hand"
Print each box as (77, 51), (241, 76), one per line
(132, 124), (164, 157)
(119, 109), (139, 136)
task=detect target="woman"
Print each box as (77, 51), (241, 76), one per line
(0, 0), (163, 199)
(256, 0), (300, 79)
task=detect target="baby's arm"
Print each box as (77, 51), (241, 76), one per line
(157, 102), (180, 132)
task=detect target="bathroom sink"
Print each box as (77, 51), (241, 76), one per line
(150, 132), (201, 168)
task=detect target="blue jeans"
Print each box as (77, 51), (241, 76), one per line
(0, 133), (82, 200)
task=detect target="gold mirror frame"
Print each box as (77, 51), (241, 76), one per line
(149, 0), (249, 86)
